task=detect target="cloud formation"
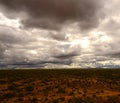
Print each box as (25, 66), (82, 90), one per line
(0, 0), (120, 69)
(0, 0), (103, 30)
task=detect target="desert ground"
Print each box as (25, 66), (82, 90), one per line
(0, 69), (120, 103)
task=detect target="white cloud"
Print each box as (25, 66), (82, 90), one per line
(0, 12), (21, 28)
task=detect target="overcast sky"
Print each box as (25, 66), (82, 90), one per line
(0, 0), (120, 69)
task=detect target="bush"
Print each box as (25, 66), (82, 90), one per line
(84, 97), (95, 103)
(25, 85), (34, 91)
(18, 92), (24, 97)
(57, 86), (65, 93)
(69, 91), (74, 96)
(92, 94), (96, 98)
(8, 83), (18, 91)
(107, 95), (119, 103)
(52, 99), (59, 103)
(73, 97), (83, 103)
(17, 97), (24, 101)
(100, 90), (104, 93)
(3, 92), (16, 99)
(0, 80), (7, 85)
(0, 96), (4, 101)
(59, 97), (65, 101)
(31, 97), (38, 102)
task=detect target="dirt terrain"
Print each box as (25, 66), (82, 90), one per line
(0, 69), (120, 103)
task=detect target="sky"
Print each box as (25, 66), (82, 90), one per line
(0, 0), (120, 69)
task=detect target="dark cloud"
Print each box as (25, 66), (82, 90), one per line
(0, 43), (6, 58)
(106, 51), (120, 58)
(12, 58), (72, 66)
(55, 51), (79, 59)
(0, 0), (120, 69)
(0, 28), (15, 59)
(0, 26), (33, 63)
(48, 31), (67, 41)
(37, 59), (72, 65)
(4, 58), (72, 69)
(0, 29), (21, 44)
(0, 0), (103, 30)
(0, 25), (74, 67)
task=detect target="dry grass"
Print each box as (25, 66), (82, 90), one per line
(0, 69), (120, 103)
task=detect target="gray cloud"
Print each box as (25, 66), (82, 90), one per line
(105, 50), (120, 58)
(0, 26), (33, 63)
(0, 0), (120, 69)
(0, 28), (22, 44)
(0, 0), (104, 30)
(0, 43), (6, 58)
(55, 51), (79, 59)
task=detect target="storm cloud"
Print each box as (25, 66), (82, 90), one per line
(0, 0), (103, 30)
(0, 0), (120, 69)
